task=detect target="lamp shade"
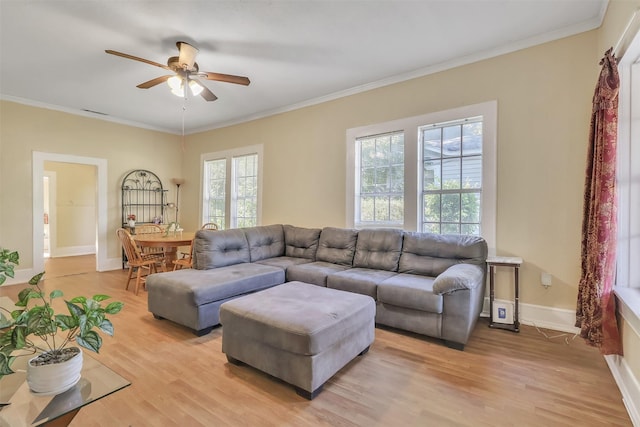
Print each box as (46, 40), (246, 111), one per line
(167, 75), (183, 90)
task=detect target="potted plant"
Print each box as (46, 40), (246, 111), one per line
(0, 248), (123, 394)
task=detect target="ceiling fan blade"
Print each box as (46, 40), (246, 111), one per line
(201, 72), (250, 86)
(198, 83), (218, 102)
(137, 75), (172, 89)
(105, 50), (172, 71)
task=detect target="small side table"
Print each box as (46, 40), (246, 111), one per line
(487, 255), (523, 333)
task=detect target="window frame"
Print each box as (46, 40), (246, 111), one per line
(200, 144), (263, 229)
(346, 101), (497, 250)
(615, 24), (640, 329)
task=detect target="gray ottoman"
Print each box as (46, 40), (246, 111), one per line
(220, 281), (375, 399)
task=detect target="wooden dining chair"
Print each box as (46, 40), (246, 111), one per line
(132, 223), (167, 259)
(116, 228), (167, 295)
(201, 222), (219, 230)
(135, 224), (164, 234)
(173, 238), (195, 271)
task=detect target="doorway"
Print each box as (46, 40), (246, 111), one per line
(33, 152), (108, 275)
(42, 162), (98, 276)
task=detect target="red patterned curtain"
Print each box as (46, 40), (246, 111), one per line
(575, 48), (622, 355)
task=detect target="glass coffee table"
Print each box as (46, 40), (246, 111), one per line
(0, 352), (130, 426)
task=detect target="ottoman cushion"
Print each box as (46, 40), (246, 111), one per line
(220, 281), (375, 355)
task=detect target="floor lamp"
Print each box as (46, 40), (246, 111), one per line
(171, 178), (185, 224)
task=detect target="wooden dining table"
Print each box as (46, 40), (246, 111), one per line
(132, 231), (195, 267)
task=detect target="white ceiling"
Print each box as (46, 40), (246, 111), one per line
(0, 1), (607, 135)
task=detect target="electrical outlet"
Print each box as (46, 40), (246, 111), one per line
(541, 272), (552, 288)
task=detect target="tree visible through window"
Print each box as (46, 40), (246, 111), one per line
(202, 146), (261, 229)
(232, 154), (258, 228)
(422, 117), (482, 235)
(356, 131), (404, 228)
(204, 159), (226, 229)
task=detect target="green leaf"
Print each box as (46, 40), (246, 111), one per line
(76, 330), (102, 353)
(0, 276), (5, 285)
(85, 298), (99, 311)
(16, 288), (42, 306)
(65, 301), (84, 318)
(6, 251), (19, 264)
(0, 313), (12, 328)
(98, 319), (114, 336)
(55, 314), (78, 330)
(28, 272), (45, 285)
(11, 326), (26, 349)
(0, 352), (16, 376)
(92, 294), (111, 302)
(49, 290), (63, 299)
(105, 302), (124, 314)
(69, 296), (86, 304)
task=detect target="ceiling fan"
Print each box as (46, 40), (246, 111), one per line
(105, 41), (250, 102)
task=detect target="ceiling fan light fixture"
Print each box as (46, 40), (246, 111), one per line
(170, 86), (185, 97)
(167, 75), (183, 91)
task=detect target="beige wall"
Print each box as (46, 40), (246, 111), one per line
(0, 103), (182, 267)
(600, 0), (640, 396)
(184, 31), (596, 311)
(44, 161), (96, 250)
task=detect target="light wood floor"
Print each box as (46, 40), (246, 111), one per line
(1, 260), (632, 427)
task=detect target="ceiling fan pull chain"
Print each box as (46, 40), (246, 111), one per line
(181, 97), (186, 152)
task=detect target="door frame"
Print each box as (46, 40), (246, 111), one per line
(33, 152), (108, 273)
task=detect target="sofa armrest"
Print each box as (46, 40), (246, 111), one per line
(432, 263), (484, 295)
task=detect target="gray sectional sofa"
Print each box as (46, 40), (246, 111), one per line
(146, 224), (488, 350)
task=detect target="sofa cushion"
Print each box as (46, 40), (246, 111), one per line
(327, 268), (397, 298)
(378, 273), (443, 313)
(255, 256), (313, 270)
(398, 232), (488, 277)
(283, 225), (321, 259)
(286, 261), (350, 287)
(245, 224), (285, 262)
(316, 227), (358, 266)
(353, 228), (403, 271)
(193, 228), (250, 269)
(146, 263), (285, 306)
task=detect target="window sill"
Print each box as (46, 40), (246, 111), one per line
(615, 287), (640, 336)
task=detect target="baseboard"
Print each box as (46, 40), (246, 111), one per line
(481, 298), (580, 333)
(103, 257), (125, 272)
(606, 354), (640, 427)
(51, 245), (96, 258)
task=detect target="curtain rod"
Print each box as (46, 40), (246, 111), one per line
(614, 8), (640, 58)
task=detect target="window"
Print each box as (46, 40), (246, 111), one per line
(201, 145), (263, 229)
(204, 159), (226, 228)
(355, 131), (404, 227)
(232, 154), (258, 228)
(347, 101), (496, 249)
(421, 118), (483, 235)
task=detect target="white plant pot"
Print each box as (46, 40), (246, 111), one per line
(27, 347), (83, 395)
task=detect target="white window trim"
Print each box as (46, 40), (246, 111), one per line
(346, 101), (497, 250)
(200, 144), (263, 228)
(615, 22), (640, 324)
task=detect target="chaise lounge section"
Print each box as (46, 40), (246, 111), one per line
(146, 223), (487, 349)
